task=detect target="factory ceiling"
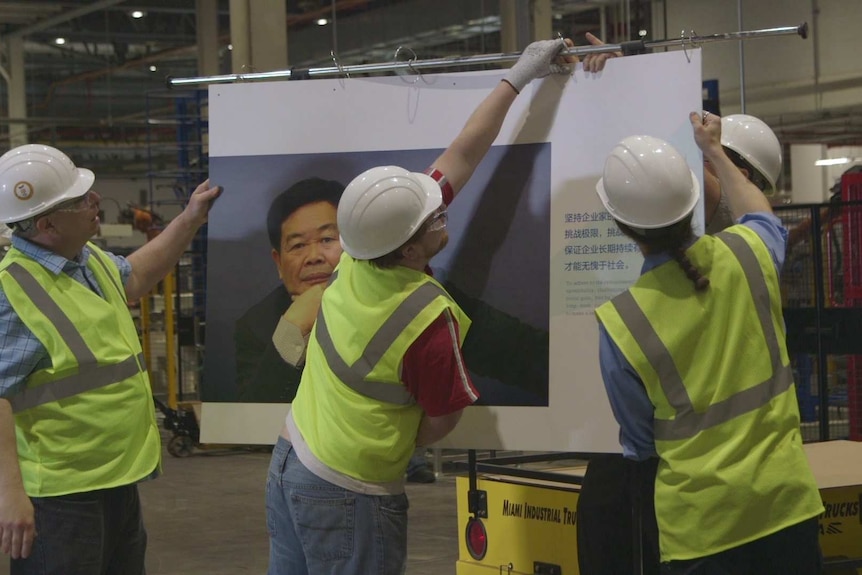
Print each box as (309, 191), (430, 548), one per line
(1, 0), (859, 179)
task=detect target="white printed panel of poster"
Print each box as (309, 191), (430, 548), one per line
(201, 49), (702, 451)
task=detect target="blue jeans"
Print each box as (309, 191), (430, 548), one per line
(265, 437), (409, 575)
(11, 484), (147, 575)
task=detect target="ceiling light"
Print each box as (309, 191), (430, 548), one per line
(317, 18), (329, 26)
(131, 10), (145, 19)
(54, 37), (66, 45)
(553, 13), (563, 20)
(149, 65), (158, 72)
(815, 157), (852, 166)
(227, 43), (233, 51)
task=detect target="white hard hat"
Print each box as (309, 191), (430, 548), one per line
(721, 114), (782, 195)
(0, 144), (94, 224)
(596, 135), (700, 231)
(338, 165), (442, 260)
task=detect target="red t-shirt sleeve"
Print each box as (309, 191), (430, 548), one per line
(402, 310), (479, 417)
(424, 167), (454, 207)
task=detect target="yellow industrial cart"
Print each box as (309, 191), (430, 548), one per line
(456, 441), (862, 574)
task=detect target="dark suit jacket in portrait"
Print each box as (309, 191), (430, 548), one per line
(234, 285), (303, 403)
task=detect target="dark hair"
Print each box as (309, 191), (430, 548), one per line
(617, 214), (710, 291)
(369, 219), (430, 269)
(723, 146), (770, 192)
(266, 178), (344, 251)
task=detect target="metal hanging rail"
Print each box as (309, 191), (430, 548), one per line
(167, 23), (807, 88)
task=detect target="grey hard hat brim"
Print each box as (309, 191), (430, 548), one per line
(64, 168), (96, 204)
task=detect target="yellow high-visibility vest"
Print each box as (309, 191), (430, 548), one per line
(0, 243), (160, 497)
(293, 253), (471, 483)
(596, 226), (823, 561)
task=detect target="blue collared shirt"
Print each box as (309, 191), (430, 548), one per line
(599, 212), (788, 460)
(0, 236), (132, 399)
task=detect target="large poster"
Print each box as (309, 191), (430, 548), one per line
(201, 49), (702, 451)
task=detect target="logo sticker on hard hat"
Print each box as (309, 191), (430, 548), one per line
(13, 181), (34, 200)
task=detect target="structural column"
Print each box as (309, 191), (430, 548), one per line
(531, 0), (552, 43)
(500, 0), (531, 52)
(5, 36), (27, 147)
(229, 0), (288, 73)
(196, 0), (220, 76)
(501, 0), (554, 53)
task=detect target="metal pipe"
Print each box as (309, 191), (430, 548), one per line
(169, 23), (808, 87)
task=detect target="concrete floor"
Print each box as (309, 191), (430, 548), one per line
(1, 445), (461, 575)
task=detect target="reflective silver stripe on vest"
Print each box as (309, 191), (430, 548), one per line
(314, 271), (449, 405)
(611, 291), (694, 415)
(5, 263), (145, 413)
(10, 353), (146, 413)
(6, 263), (98, 367)
(611, 232), (793, 441)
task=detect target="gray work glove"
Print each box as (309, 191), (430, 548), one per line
(503, 39), (569, 93)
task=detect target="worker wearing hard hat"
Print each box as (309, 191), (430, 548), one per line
(704, 112), (784, 233)
(264, 38), (575, 575)
(592, 122), (823, 572)
(576, 108), (788, 575)
(0, 144), (220, 571)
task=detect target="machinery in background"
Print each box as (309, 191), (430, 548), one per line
(780, 169), (862, 443)
(118, 205), (165, 240)
(114, 203), (203, 457)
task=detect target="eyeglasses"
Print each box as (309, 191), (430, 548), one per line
(426, 206), (448, 232)
(53, 191), (98, 213)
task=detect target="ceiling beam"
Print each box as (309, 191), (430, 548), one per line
(8, 0), (129, 39)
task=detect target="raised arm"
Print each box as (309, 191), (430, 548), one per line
(690, 112), (772, 218)
(125, 180), (221, 301)
(431, 39), (573, 198)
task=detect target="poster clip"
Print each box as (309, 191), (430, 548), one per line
(331, 50), (350, 79)
(680, 30), (699, 63)
(238, 64), (256, 82)
(394, 45), (427, 84)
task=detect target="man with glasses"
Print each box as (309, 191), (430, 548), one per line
(0, 144), (220, 574)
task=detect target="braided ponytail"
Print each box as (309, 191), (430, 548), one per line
(672, 245), (710, 291)
(616, 213), (709, 291)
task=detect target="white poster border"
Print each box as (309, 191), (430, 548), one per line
(202, 49), (703, 452)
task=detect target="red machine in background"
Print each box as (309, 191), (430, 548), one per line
(840, 172), (862, 440)
(118, 206), (164, 240)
